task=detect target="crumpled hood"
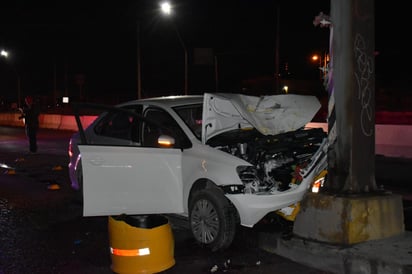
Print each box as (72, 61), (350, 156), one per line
(202, 93), (321, 143)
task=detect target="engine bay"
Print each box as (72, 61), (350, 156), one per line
(207, 127), (327, 192)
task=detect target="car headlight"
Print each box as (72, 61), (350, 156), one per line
(311, 170), (327, 193)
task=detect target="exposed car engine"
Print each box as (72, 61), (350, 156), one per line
(207, 127), (327, 193)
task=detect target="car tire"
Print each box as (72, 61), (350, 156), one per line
(189, 187), (237, 251)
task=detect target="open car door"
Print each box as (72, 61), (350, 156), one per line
(73, 103), (184, 217)
(79, 145), (183, 216)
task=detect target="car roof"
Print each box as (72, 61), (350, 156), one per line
(117, 95), (204, 108)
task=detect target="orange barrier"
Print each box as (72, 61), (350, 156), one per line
(108, 215), (175, 274)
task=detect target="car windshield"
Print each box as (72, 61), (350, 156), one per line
(173, 104), (203, 140)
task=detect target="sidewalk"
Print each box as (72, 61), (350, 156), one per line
(258, 156), (412, 274)
(259, 231), (412, 274)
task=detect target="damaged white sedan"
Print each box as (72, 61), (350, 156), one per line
(68, 93), (327, 251)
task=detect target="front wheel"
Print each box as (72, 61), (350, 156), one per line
(189, 188), (237, 251)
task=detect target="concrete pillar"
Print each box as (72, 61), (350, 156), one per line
(293, 0), (404, 244)
(326, 0), (376, 193)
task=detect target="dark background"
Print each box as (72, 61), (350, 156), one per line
(0, 1), (410, 107)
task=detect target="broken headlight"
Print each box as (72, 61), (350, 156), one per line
(236, 165), (261, 194)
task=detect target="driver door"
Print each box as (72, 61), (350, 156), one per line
(77, 105), (184, 217)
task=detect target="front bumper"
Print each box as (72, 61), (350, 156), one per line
(226, 182), (310, 227)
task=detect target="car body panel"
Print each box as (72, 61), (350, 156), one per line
(202, 93), (321, 142)
(79, 145), (184, 216)
(226, 162), (320, 227)
(80, 139), (250, 217)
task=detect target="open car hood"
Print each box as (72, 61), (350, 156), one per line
(202, 93), (321, 143)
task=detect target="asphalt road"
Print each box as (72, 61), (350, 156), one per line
(0, 126), (410, 274)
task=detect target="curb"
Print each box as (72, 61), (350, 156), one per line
(258, 232), (412, 274)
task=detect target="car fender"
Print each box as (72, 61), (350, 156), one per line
(181, 143), (249, 213)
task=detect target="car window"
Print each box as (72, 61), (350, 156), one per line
(173, 104), (203, 140)
(93, 108), (142, 143)
(143, 108), (191, 148)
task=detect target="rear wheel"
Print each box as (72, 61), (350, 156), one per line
(189, 188), (237, 251)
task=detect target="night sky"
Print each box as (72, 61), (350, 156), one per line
(0, 1), (409, 105)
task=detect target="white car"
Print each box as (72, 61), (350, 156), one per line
(68, 92), (327, 251)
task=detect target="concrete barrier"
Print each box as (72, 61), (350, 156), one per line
(0, 113), (97, 131)
(375, 124), (412, 158)
(305, 122), (412, 159)
(0, 113), (411, 159)
(40, 114), (62, 129)
(0, 113), (25, 127)
(59, 115), (80, 131)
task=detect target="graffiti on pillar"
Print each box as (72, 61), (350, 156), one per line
(354, 34), (374, 137)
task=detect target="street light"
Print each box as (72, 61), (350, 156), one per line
(160, 2), (172, 15)
(160, 1), (189, 95)
(1, 50), (9, 58)
(0, 49), (21, 108)
(311, 52), (329, 81)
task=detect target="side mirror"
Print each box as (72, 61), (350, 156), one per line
(157, 135), (175, 148)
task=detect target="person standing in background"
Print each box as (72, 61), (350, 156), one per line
(19, 96), (40, 153)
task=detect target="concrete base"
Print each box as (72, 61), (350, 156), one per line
(293, 192), (405, 245)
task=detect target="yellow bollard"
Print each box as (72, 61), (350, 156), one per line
(108, 215), (175, 274)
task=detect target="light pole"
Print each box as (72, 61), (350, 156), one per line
(137, 21), (142, 99)
(160, 1), (188, 95)
(274, 4), (280, 93)
(1, 49), (21, 108)
(311, 52), (329, 81)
